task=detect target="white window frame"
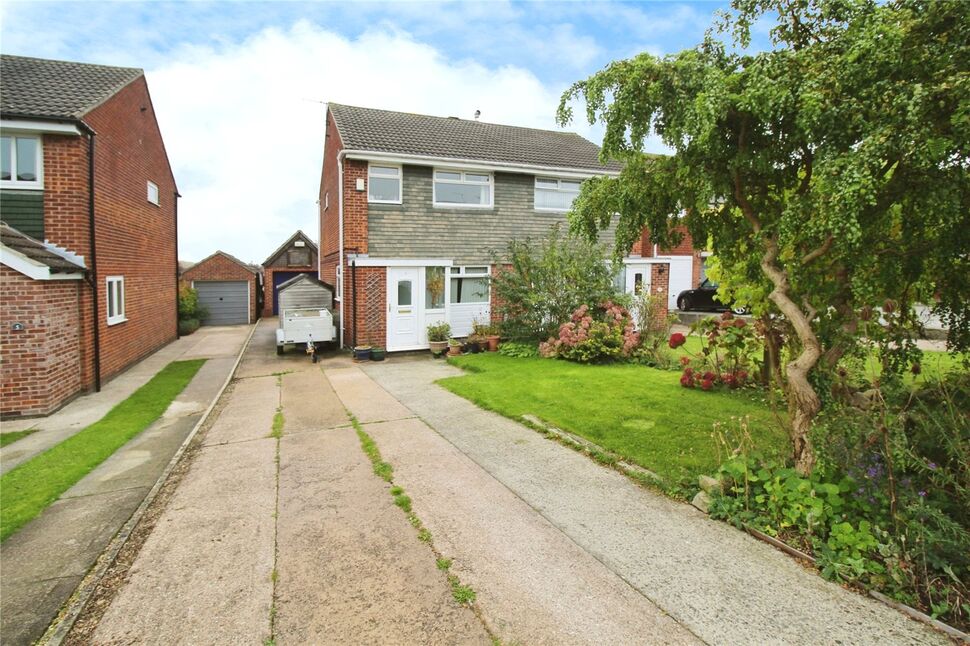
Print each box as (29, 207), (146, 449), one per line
(147, 180), (159, 205)
(106, 276), (126, 325)
(449, 265), (491, 304)
(433, 168), (493, 209)
(0, 133), (43, 190)
(367, 163), (402, 204)
(534, 176), (582, 212)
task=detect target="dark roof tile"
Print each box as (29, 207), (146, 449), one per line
(329, 103), (620, 172)
(1, 222), (86, 273)
(1, 55), (142, 121)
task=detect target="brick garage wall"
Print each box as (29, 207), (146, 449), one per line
(650, 262), (671, 319)
(1, 266), (83, 417)
(83, 75), (179, 381)
(641, 225), (704, 288)
(181, 253), (259, 324)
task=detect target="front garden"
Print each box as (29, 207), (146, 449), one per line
(434, 223), (969, 630)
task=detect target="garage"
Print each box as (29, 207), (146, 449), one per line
(195, 280), (250, 325)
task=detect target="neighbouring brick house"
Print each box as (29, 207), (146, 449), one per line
(0, 55), (178, 417)
(261, 230), (318, 317)
(318, 104), (673, 351)
(180, 251), (261, 325)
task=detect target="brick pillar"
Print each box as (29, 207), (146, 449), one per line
(651, 262), (670, 319)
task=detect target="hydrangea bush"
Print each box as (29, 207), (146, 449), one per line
(539, 301), (640, 363)
(673, 312), (762, 391)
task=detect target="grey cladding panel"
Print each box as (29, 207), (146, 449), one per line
(367, 166), (617, 264)
(1, 190), (44, 239)
(195, 280), (248, 325)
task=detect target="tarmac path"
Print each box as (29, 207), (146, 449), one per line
(84, 320), (947, 644)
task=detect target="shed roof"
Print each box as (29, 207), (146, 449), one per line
(328, 103), (621, 173)
(262, 230), (318, 267)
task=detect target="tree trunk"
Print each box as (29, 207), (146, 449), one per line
(759, 237), (822, 476)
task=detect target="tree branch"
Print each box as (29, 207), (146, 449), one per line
(801, 234), (833, 266)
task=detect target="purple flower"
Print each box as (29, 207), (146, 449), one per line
(928, 462), (937, 470)
(918, 490), (927, 498)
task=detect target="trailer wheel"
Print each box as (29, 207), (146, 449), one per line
(276, 344), (283, 355)
(311, 353), (318, 363)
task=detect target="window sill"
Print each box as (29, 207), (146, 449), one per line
(107, 317), (128, 327)
(433, 203), (494, 209)
(368, 199), (402, 205)
(1, 181), (43, 191)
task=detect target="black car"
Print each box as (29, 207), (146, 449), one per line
(677, 278), (749, 314)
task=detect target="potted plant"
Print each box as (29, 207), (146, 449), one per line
(474, 320), (501, 352)
(427, 321), (451, 356)
(447, 338), (463, 356)
(370, 347), (385, 361)
(466, 332), (483, 353)
(354, 345), (372, 361)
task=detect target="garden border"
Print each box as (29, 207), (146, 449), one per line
(39, 322), (259, 646)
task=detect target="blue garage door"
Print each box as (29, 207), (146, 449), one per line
(272, 271), (316, 315)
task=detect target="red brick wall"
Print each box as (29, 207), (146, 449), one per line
(640, 225), (704, 288)
(181, 253), (259, 323)
(351, 266), (386, 348)
(319, 109), (343, 288)
(650, 263), (670, 320)
(83, 75), (178, 381)
(1, 266), (83, 417)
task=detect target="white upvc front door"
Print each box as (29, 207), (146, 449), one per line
(387, 267), (421, 350)
(624, 263), (652, 325)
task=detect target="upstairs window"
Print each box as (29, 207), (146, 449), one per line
(106, 276), (126, 325)
(1, 135), (42, 189)
(147, 181), (159, 205)
(368, 164), (401, 203)
(433, 170), (492, 207)
(535, 177), (582, 211)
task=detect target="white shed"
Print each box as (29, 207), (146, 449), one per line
(276, 274), (334, 313)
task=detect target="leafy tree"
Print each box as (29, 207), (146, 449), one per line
(559, 0), (969, 474)
(492, 225), (619, 341)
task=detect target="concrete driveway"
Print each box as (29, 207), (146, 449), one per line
(74, 320), (948, 645)
(0, 324), (252, 646)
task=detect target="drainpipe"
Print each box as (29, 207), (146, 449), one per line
(337, 151), (345, 348)
(174, 190), (181, 339)
(86, 129), (102, 392)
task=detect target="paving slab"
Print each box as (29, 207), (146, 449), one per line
(324, 366), (414, 423)
(1, 487), (148, 645)
(280, 369), (349, 432)
(365, 417), (700, 645)
(363, 359), (948, 646)
(202, 375), (279, 446)
(91, 438), (277, 645)
(275, 426), (489, 645)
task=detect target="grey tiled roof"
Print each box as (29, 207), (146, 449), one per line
(0, 222), (86, 273)
(329, 103), (621, 172)
(0, 55), (142, 121)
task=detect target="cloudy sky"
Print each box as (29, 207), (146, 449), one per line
(1, 1), (759, 264)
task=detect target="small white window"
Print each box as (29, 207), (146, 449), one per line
(324, 191), (329, 210)
(535, 177), (582, 211)
(368, 164), (402, 203)
(449, 265), (490, 304)
(106, 276), (126, 325)
(1, 135), (42, 189)
(433, 169), (493, 208)
(147, 181), (159, 205)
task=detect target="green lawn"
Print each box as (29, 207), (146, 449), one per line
(0, 429), (38, 448)
(0, 359), (206, 542)
(439, 354), (787, 488)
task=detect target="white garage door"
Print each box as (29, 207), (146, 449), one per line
(195, 280), (249, 325)
(661, 256), (693, 310)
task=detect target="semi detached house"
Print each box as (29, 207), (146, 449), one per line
(0, 55), (178, 417)
(319, 103), (697, 352)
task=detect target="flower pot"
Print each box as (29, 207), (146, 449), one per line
(429, 340), (448, 356)
(448, 344), (462, 357)
(486, 335), (500, 352)
(354, 346), (372, 361)
(370, 348), (385, 361)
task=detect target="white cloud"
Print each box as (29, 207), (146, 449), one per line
(148, 20), (610, 263)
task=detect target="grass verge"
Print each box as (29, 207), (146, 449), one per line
(1, 429), (38, 448)
(0, 359), (205, 542)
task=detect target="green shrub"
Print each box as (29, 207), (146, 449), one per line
(178, 318), (200, 336)
(178, 285), (207, 321)
(492, 225), (618, 341)
(427, 321), (451, 342)
(497, 342), (539, 358)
